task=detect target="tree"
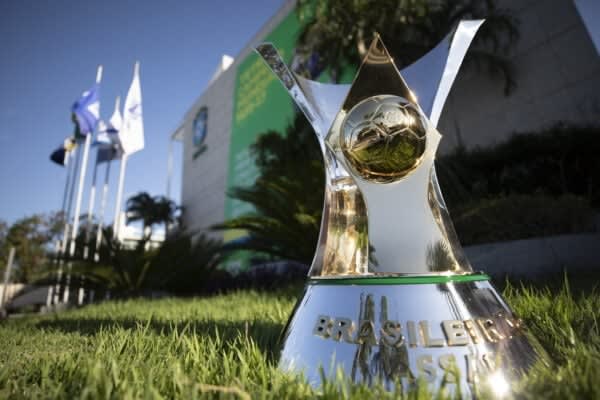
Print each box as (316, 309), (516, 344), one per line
(2, 213), (62, 282)
(0, 220), (9, 280)
(214, 113), (325, 265)
(296, 0), (519, 94)
(70, 228), (222, 297)
(125, 192), (178, 239)
(152, 196), (179, 236)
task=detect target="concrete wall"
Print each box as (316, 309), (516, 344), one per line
(179, 68), (235, 238)
(465, 233), (600, 279)
(438, 0), (600, 153)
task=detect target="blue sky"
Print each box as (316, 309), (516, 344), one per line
(0, 0), (285, 225)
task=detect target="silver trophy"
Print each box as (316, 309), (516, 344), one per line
(256, 20), (547, 397)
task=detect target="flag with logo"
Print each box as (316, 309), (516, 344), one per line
(119, 62), (144, 155)
(71, 83), (100, 135)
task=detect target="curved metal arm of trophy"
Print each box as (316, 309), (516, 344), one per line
(402, 19), (484, 126)
(255, 43), (370, 277)
(325, 35), (472, 275)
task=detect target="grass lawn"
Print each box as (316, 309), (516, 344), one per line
(0, 277), (598, 399)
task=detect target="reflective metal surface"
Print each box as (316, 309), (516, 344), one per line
(341, 95), (427, 182)
(403, 20), (485, 126)
(256, 44), (369, 276)
(280, 278), (548, 396)
(256, 21), (547, 397)
(324, 35), (469, 274)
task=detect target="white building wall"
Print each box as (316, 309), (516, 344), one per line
(180, 67), (234, 238)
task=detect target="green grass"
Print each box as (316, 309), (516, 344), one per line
(0, 279), (598, 399)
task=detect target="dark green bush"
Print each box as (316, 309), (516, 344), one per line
(437, 123), (600, 210)
(452, 194), (595, 245)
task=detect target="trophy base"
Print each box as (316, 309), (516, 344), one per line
(280, 274), (547, 396)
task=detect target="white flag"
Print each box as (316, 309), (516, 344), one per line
(120, 62), (144, 154)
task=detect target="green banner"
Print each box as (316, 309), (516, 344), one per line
(223, 10), (304, 271)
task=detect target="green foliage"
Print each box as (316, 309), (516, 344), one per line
(436, 124), (600, 244)
(0, 219), (7, 268)
(146, 232), (223, 295)
(0, 279), (598, 398)
(1, 212), (63, 282)
(436, 124), (600, 209)
(71, 230), (222, 297)
(220, 115), (599, 263)
(452, 194), (595, 246)
(126, 192), (179, 237)
(506, 278), (600, 400)
(215, 113), (324, 265)
(297, 0), (519, 93)
(74, 232), (156, 296)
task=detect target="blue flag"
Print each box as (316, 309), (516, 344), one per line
(72, 83), (100, 135)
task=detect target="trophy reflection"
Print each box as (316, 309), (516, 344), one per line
(256, 20), (547, 397)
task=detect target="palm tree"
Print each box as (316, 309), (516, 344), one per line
(126, 192), (155, 239)
(296, 0), (519, 94)
(213, 113), (325, 265)
(152, 196), (179, 236)
(125, 192), (178, 239)
(215, 174), (323, 264)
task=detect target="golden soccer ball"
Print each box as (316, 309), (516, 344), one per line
(341, 95), (427, 183)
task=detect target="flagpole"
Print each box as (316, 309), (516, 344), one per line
(93, 95), (121, 261)
(113, 60), (143, 242)
(64, 133), (91, 303)
(166, 139), (173, 199)
(61, 148), (75, 225)
(83, 150), (100, 260)
(112, 154), (128, 240)
(64, 64), (103, 304)
(0, 247), (16, 308)
(54, 144), (81, 304)
(93, 153), (112, 262)
(46, 148), (74, 307)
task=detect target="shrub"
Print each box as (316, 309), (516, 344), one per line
(437, 123), (600, 210)
(452, 194), (595, 245)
